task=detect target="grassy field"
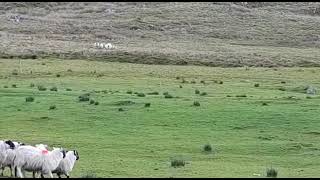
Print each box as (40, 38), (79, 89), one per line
(0, 58), (320, 177)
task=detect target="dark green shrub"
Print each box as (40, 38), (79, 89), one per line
(164, 94), (173, 98)
(50, 87), (58, 91)
(262, 102), (268, 106)
(145, 103), (151, 107)
(66, 88), (72, 91)
(41, 62), (46, 65)
(236, 94), (247, 97)
(266, 167), (278, 178)
(278, 87), (286, 91)
(203, 144), (212, 152)
(176, 76), (180, 80)
(163, 92), (169, 96)
(67, 69), (73, 72)
(56, 74), (61, 77)
(179, 85), (183, 88)
(90, 100), (95, 104)
(12, 84), (17, 88)
(49, 105), (56, 110)
(79, 94), (90, 102)
(193, 101), (200, 106)
(181, 79), (188, 83)
(137, 93), (145, 97)
(200, 92), (207, 96)
(30, 83), (35, 87)
(226, 95), (232, 97)
(281, 81), (286, 84)
(37, 85), (47, 91)
(118, 108), (124, 111)
(219, 81), (223, 84)
(12, 70), (18, 75)
(195, 89), (200, 94)
(4, 85), (8, 88)
(147, 92), (159, 95)
(171, 158), (185, 168)
(26, 96), (34, 102)
(254, 83), (260, 87)
(94, 102), (99, 105)
(191, 80), (196, 84)
(126, 90), (133, 94)
(200, 80), (205, 84)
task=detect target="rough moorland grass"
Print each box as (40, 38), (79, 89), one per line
(1, 59), (320, 178)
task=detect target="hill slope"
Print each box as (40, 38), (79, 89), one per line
(1, 2), (320, 67)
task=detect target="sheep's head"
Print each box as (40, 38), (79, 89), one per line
(73, 150), (79, 160)
(53, 147), (66, 158)
(5, 140), (15, 149)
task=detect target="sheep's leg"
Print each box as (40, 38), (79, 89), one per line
(48, 171), (53, 178)
(66, 173), (70, 178)
(22, 169), (26, 178)
(16, 166), (23, 178)
(40, 173), (45, 178)
(57, 172), (61, 178)
(9, 165), (13, 177)
(14, 166), (17, 177)
(32, 171), (36, 178)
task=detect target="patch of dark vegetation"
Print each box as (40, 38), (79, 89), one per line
(219, 81), (223, 84)
(118, 108), (125, 111)
(113, 100), (135, 106)
(66, 88), (72, 91)
(179, 85), (183, 88)
(200, 80), (205, 84)
(304, 131), (320, 135)
(203, 144), (212, 153)
(12, 69), (18, 75)
(266, 167), (278, 178)
(191, 80), (196, 84)
(195, 89), (200, 94)
(176, 76), (180, 80)
(306, 96), (312, 99)
(25, 96), (34, 102)
(67, 69), (73, 72)
(181, 78), (188, 83)
(37, 85), (47, 91)
(193, 101), (200, 106)
(235, 94), (247, 97)
(145, 103), (151, 107)
(254, 83), (260, 87)
(147, 91), (159, 95)
(50, 87), (58, 91)
(137, 93), (146, 97)
(278, 87), (286, 91)
(41, 62), (46, 65)
(40, 116), (49, 119)
(226, 95), (232, 97)
(126, 90), (133, 94)
(56, 74), (61, 77)
(90, 100), (95, 104)
(200, 92), (207, 96)
(17, 109), (21, 111)
(30, 83), (35, 87)
(170, 158), (185, 168)
(262, 102), (268, 106)
(164, 94), (174, 98)
(281, 81), (286, 84)
(12, 84), (17, 88)
(79, 94), (90, 102)
(94, 101), (99, 105)
(3, 85), (8, 88)
(49, 105), (56, 110)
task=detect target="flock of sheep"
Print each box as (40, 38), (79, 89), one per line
(0, 140), (79, 178)
(94, 42), (116, 50)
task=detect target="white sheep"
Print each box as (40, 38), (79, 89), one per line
(99, 42), (105, 49)
(0, 140), (15, 176)
(0, 141), (25, 177)
(14, 145), (66, 178)
(51, 150), (79, 178)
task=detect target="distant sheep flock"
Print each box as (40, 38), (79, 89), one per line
(0, 140), (79, 178)
(94, 42), (116, 50)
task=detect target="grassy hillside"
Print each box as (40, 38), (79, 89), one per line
(1, 2), (320, 67)
(0, 58), (320, 177)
